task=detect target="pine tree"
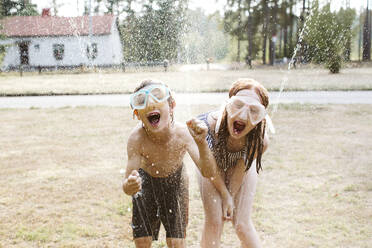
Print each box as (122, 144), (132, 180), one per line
(1, 0), (38, 16)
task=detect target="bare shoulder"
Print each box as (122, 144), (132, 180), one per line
(127, 124), (145, 150)
(174, 121), (190, 139)
(207, 111), (219, 133)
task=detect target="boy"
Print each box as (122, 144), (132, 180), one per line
(122, 79), (233, 248)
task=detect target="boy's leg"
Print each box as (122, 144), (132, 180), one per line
(197, 170), (224, 248)
(134, 237), (152, 248)
(232, 165), (261, 248)
(158, 169), (189, 243)
(132, 169), (161, 242)
(166, 238), (186, 248)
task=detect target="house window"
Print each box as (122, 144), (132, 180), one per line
(53, 44), (64, 60)
(86, 43), (98, 60)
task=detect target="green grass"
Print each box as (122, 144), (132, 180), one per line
(0, 64), (372, 96)
(16, 226), (52, 243)
(0, 104), (371, 247)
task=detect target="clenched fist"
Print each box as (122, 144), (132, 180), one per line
(123, 170), (142, 196)
(222, 193), (234, 221)
(186, 118), (208, 144)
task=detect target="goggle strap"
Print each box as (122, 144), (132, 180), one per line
(265, 114), (276, 134)
(215, 100), (228, 134)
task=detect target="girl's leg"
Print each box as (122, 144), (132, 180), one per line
(232, 165), (261, 248)
(197, 170), (225, 248)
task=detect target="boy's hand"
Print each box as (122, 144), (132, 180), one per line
(186, 118), (208, 144)
(123, 170), (142, 196)
(222, 193), (234, 221)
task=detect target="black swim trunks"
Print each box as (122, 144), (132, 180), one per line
(131, 165), (189, 240)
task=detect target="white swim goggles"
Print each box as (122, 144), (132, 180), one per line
(130, 84), (170, 110)
(226, 95), (267, 125)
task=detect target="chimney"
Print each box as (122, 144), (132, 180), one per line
(42, 8), (51, 17)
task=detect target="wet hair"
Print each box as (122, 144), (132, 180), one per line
(215, 78), (269, 173)
(133, 79), (175, 123)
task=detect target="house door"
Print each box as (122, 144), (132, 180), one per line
(19, 42), (29, 65)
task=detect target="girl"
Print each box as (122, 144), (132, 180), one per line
(197, 78), (270, 248)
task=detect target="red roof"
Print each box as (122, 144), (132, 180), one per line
(0, 15), (115, 37)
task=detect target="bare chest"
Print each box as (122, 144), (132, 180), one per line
(140, 139), (187, 176)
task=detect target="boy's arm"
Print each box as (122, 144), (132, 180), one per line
(122, 133), (143, 196)
(185, 119), (216, 178)
(185, 118), (234, 220)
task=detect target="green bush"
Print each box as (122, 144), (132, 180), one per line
(304, 1), (356, 73)
(326, 54), (342, 74)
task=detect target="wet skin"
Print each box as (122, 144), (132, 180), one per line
(198, 88), (269, 248)
(122, 84), (234, 248)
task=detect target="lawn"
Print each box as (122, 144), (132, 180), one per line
(0, 103), (371, 247)
(0, 65), (372, 96)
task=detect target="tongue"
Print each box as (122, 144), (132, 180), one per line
(234, 121), (245, 132)
(148, 114), (160, 124)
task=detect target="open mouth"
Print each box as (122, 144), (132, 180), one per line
(147, 111), (161, 127)
(233, 120), (246, 134)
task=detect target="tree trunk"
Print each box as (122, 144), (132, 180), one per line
(363, 7), (371, 61)
(283, 0), (289, 58)
(269, 0), (278, 65)
(246, 0), (253, 63)
(262, 0), (268, 64)
(345, 38), (351, 61)
(288, 0), (294, 57)
(283, 27), (288, 58)
(237, 0), (242, 62)
(298, 0), (307, 62)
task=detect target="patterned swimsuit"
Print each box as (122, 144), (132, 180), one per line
(198, 112), (248, 172)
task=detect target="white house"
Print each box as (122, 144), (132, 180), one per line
(0, 10), (122, 71)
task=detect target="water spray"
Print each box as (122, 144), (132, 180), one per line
(270, 6), (315, 119)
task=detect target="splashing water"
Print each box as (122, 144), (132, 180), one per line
(133, 192), (153, 236)
(176, 195), (184, 238)
(271, 8), (315, 118)
(66, 17), (105, 84)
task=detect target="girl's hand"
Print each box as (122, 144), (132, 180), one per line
(123, 170), (142, 196)
(222, 193), (234, 221)
(186, 118), (208, 144)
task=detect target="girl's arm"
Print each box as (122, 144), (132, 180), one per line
(227, 159), (246, 197)
(228, 135), (269, 197)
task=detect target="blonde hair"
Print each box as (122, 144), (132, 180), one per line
(133, 79), (175, 123)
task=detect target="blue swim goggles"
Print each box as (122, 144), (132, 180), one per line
(130, 84), (170, 110)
